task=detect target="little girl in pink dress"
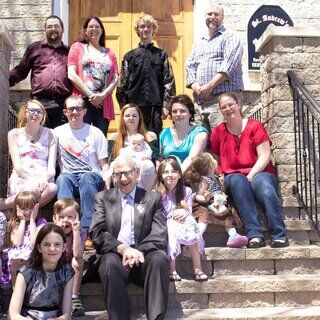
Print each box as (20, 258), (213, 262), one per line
(156, 158), (207, 282)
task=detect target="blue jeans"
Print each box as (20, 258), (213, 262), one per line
(56, 172), (104, 229)
(224, 172), (287, 240)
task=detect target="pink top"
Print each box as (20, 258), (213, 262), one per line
(68, 41), (118, 120)
(210, 119), (276, 176)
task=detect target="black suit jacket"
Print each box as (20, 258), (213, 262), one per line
(90, 187), (168, 256)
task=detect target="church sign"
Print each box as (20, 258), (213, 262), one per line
(247, 5), (293, 71)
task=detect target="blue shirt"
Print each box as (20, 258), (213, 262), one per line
(160, 125), (208, 162)
(186, 26), (244, 104)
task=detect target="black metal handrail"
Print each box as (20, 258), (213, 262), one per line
(287, 70), (320, 229)
(243, 97), (263, 122)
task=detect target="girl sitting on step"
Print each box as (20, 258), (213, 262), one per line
(189, 153), (248, 248)
(156, 157), (208, 282)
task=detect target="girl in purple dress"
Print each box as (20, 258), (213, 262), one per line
(6, 191), (47, 285)
(156, 158), (207, 282)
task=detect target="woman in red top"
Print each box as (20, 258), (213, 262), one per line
(210, 92), (288, 248)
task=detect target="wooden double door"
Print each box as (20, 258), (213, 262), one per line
(69, 0), (194, 132)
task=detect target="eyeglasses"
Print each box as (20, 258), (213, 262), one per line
(220, 103), (237, 111)
(65, 106), (85, 113)
(113, 170), (133, 179)
(26, 108), (44, 115)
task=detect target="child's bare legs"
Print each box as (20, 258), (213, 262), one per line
(71, 257), (85, 316)
(10, 258), (25, 287)
(188, 243), (207, 281)
(169, 259), (181, 281)
(71, 256), (84, 296)
(198, 222), (208, 235)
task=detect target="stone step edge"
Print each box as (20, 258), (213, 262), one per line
(80, 273), (320, 295)
(206, 219), (316, 232)
(58, 305), (320, 319)
(198, 244), (320, 261)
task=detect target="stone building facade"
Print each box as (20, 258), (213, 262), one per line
(0, 26), (14, 196)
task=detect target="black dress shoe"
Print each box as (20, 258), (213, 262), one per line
(247, 237), (266, 248)
(271, 238), (289, 248)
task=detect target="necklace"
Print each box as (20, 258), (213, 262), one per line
(227, 119), (246, 136)
(25, 127), (43, 143)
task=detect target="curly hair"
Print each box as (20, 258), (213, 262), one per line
(189, 153), (217, 191)
(134, 14), (159, 37)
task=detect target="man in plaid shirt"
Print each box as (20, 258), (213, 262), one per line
(186, 3), (244, 131)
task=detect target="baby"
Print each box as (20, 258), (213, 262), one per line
(119, 133), (156, 191)
(53, 198), (86, 317)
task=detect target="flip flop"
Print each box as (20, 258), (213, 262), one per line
(169, 271), (181, 282)
(194, 272), (208, 282)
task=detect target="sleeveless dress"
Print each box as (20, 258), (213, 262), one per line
(162, 187), (204, 261)
(19, 264), (74, 319)
(7, 218), (47, 262)
(8, 127), (53, 197)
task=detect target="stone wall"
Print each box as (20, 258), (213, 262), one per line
(256, 25), (320, 208)
(0, 26), (15, 197)
(1, 0), (52, 68)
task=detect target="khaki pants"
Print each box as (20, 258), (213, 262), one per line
(194, 92), (243, 132)
(194, 96), (223, 132)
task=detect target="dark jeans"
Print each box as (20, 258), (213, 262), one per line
(224, 172), (287, 240)
(32, 95), (68, 129)
(138, 105), (163, 136)
(83, 98), (109, 135)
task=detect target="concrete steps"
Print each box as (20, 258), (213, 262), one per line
(71, 306), (320, 319)
(204, 219), (318, 247)
(178, 245), (320, 277)
(80, 273), (320, 311)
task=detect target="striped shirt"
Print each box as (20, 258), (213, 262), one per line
(186, 26), (244, 104)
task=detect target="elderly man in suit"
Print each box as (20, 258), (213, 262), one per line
(90, 154), (169, 320)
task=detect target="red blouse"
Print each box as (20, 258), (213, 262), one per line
(210, 119), (276, 176)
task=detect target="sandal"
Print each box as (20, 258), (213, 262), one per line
(169, 271), (181, 282)
(247, 237), (266, 249)
(194, 271), (208, 282)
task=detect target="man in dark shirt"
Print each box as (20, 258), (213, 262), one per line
(10, 15), (72, 128)
(116, 14), (176, 135)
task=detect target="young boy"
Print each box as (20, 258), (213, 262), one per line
(53, 198), (86, 317)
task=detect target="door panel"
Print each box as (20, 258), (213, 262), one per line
(69, 0), (193, 132)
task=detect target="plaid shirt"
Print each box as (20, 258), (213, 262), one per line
(186, 26), (243, 104)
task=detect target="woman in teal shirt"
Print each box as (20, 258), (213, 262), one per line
(160, 94), (208, 173)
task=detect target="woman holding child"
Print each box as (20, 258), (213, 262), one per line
(210, 92), (288, 248)
(109, 103), (158, 190)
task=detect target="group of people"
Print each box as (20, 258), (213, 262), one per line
(0, 3), (289, 320)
